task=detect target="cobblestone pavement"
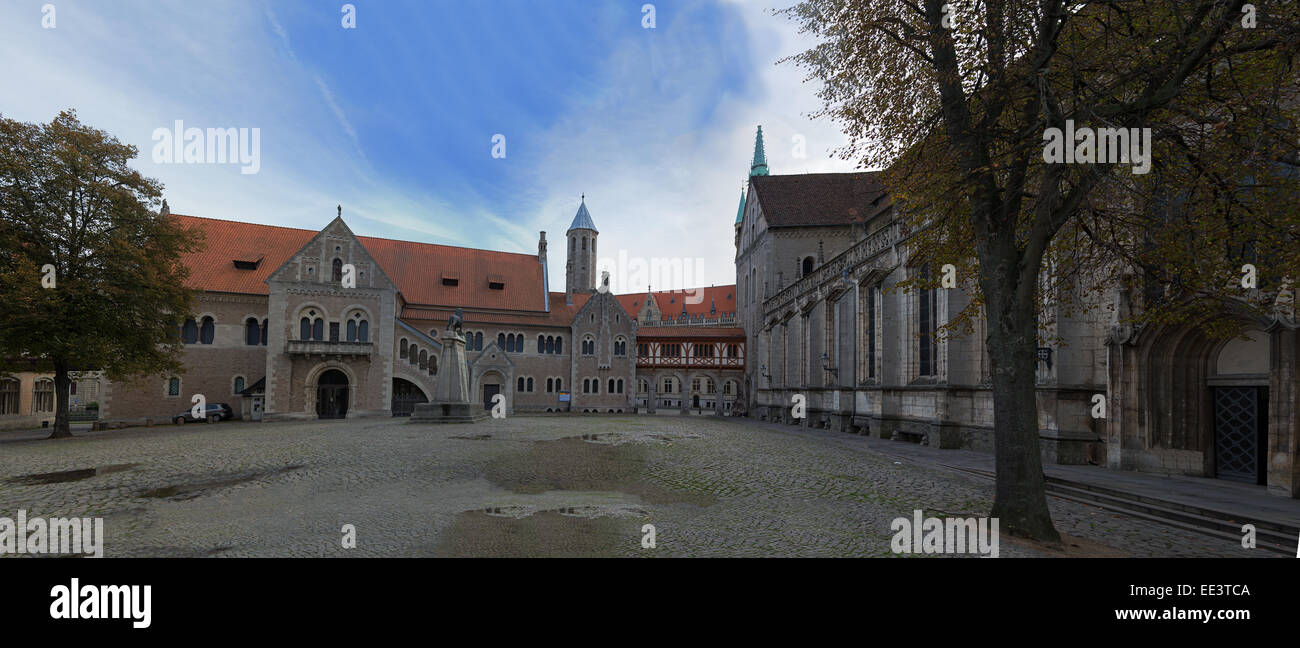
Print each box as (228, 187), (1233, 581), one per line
(0, 415), (1277, 557)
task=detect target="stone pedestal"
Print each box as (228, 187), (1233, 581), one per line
(410, 330), (487, 424)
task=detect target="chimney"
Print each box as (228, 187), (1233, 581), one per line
(538, 231), (547, 263)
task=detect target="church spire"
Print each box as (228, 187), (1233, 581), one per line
(749, 125), (769, 177)
(734, 184), (746, 225)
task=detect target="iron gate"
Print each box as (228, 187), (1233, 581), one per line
(1213, 387), (1265, 484)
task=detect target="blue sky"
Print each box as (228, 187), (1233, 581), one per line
(2, 0), (857, 291)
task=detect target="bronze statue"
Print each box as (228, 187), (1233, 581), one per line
(447, 307), (464, 335)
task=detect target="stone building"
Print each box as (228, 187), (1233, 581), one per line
(734, 125), (1300, 499)
(0, 366), (102, 431)
(100, 200), (745, 424)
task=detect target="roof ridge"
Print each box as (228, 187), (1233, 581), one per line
(173, 213), (538, 260)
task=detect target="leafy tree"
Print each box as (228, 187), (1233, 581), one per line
(0, 110), (202, 439)
(782, 0), (1300, 540)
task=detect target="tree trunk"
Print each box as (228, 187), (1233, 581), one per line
(48, 359), (73, 439)
(979, 246), (1061, 543)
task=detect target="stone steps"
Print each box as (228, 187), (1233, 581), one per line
(941, 464), (1297, 556)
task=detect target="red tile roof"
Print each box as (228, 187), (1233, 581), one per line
(173, 215), (739, 327)
(635, 326), (744, 339)
(174, 215), (313, 295)
(616, 285), (737, 320)
(174, 214), (546, 311)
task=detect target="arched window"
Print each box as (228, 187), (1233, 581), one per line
(582, 379), (589, 394)
(300, 318), (311, 340)
(507, 334), (516, 352)
(546, 336), (555, 354)
(526, 377), (533, 392)
(312, 318), (324, 341)
(498, 333), (506, 349)
(419, 350), (428, 370)
(245, 318), (260, 346)
(181, 318), (199, 344)
(802, 256), (814, 277)
(537, 335), (545, 353)
(613, 337), (627, 356)
(474, 332), (483, 350)
(332, 258), (343, 282)
(546, 378), (554, 392)
(199, 316), (215, 344)
(409, 344), (419, 365)
(617, 379), (624, 394)
(167, 377), (181, 396)
(591, 379), (598, 394)
(400, 339), (409, 359)
(234, 376), (245, 394)
(0, 379), (18, 415)
(555, 337), (563, 354)
(358, 320), (368, 343)
(554, 378), (562, 392)
(261, 319), (268, 345)
(662, 377), (677, 394)
(33, 379), (54, 413)
(608, 378), (615, 394)
(347, 319), (357, 342)
(518, 377), (526, 391)
(429, 356), (437, 375)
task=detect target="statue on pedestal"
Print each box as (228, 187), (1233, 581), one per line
(409, 306), (487, 424)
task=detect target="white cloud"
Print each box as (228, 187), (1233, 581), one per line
(525, 0), (859, 294)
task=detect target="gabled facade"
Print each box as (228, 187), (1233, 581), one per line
(98, 199), (745, 424)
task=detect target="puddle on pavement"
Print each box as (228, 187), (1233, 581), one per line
(478, 504), (650, 519)
(484, 437), (713, 506)
(6, 463), (138, 485)
(138, 464), (304, 501)
(434, 509), (640, 557)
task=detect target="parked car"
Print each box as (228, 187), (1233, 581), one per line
(173, 403), (234, 424)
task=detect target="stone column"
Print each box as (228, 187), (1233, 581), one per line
(1268, 326), (1300, 497)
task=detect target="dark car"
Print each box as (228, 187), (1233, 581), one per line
(173, 403), (235, 424)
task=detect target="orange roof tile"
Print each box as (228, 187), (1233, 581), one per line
(174, 215), (313, 295)
(616, 285), (737, 320)
(173, 214), (546, 311)
(635, 326), (745, 339)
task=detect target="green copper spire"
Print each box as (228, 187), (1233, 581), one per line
(734, 185), (746, 224)
(749, 125), (769, 176)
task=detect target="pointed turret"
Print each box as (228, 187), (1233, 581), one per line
(749, 126), (769, 177)
(734, 185), (746, 226)
(568, 194), (598, 232)
(566, 195), (599, 302)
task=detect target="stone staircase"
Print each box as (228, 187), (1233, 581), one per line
(942, 464), (1298, 556)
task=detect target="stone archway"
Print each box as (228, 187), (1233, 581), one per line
(391, 378), (428, 417)
(479, 370), (505, 411)
(316, 369), (349, 419)
(1208, 330), (1270, 484)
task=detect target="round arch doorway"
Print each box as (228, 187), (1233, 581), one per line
(316, 369), (350, 419)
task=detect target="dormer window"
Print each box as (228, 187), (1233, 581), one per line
(487, 274), (505, 290)
(441, 272), (459, 287)
(232, 254), (263, 270)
